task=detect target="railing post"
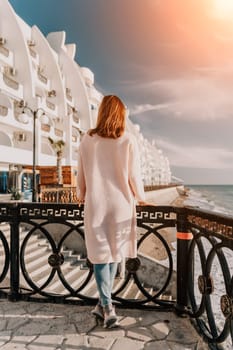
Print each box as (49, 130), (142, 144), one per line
(175, 207), (192, 314)
(8, 203), (20, 301)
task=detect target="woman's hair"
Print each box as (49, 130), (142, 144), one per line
(89, 95), (126, 138)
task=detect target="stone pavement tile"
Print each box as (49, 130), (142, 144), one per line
(0, 331), (35, 349)
(13, 318), (76, 337)
(0, 301), (27, 316)
(0, 335), (35, 350)
(24, 303), (44, 315)
(27, 334), (64, 350)
(71, 308), (96, 333)
(63, 334), (88, 347)
(136, 310), (170, 327)
(167, 341), (196, 349)
(44, 320), (77, 335)
(150, 321), (170, 339)
(144, 340), (171, 350)
(167, 314), (194, 331)
(126, 327), (154, 342)
(88, 335), (115, 349)
(118, 316), (138, 328)
(89, 326), (125, 339)
(0, 331), (12, 347)
(6, 316), (29, 331)
(167, 322), (200, 344)
(0, 343), (28, 349)
(110, 337), (144, 350)
(0, 320), (7, 332)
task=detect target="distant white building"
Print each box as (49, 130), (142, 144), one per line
(127, 120), (172, 186)
(0, 0), (172, 199)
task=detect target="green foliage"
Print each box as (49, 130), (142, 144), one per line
(48, 137), (65, 155)
(10, 188), (21, 200)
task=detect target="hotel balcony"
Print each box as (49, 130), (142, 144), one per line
(0, 104), (8, 118)
(66, 104), (80, 125)
(72, 114), (80, 125)
(0, 69), (23, 99)
(0, 44), (14, 67)
(28, 47), (39, 65)
(65, 87), (73, 103)
(72, 127), (80, 145)
(54, 128), (64, 138)
(41, 122), (51, 134)
(72, 110), (80, 125)
(36, 67), (50, 90)
(45, 98), (58, 114)
(67, 103), (73, 115)
(36, 95), (57, 117)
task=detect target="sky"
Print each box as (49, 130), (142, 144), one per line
(8, 0), (233, 184)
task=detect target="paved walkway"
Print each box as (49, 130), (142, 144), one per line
(0, 300), (209, 350)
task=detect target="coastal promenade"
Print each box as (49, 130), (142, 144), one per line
(0, 300), (208, 349)
(0, 186), (209, 349)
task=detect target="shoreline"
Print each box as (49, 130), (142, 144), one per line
(144, 184), (186, 206)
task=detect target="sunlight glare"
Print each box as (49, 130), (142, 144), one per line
(213, 0), (233, 19)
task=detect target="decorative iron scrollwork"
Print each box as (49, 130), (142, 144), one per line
(221, 295), (233, 319)
(187, 214), (233, 239)
(48, 253), (64, 268)
(198, 275), (214, 295)
(126, 257), (141, 273)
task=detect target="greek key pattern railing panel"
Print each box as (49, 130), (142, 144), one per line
(136, 205), (176, 224)
(19, 204), (84, 220)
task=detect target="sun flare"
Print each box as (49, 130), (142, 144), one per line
(213, 0), (233, 18)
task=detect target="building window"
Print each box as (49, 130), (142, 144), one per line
(0, 171), (9, 194)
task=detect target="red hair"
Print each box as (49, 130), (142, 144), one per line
(89, 95), (126, 138)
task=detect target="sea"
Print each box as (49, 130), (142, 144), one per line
(184, 184), (233, 217)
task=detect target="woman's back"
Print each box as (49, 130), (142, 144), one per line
(78, 130), (144, 263)
(79, 132), (133, 202)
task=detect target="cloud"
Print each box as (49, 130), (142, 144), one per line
(129, 103), (170, 115)
(129, 74), (233, 121)
(156, 138), (233, 169)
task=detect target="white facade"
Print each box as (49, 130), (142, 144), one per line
(0, 0), (172, 197)
(127, 120), (172, 186)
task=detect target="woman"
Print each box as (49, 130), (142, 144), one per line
(77, 95), (146, 328)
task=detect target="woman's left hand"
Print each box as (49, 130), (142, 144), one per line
(137, 200), (156, 206)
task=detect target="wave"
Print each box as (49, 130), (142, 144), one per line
(183, 185), (233, 216)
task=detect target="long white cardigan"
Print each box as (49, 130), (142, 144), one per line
(77, 131), (145, 264)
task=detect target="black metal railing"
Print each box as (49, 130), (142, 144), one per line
(0, 202), (232, 348)
(185, 207), (233, 347)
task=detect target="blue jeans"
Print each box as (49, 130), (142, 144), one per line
(93, 263), (118, 306)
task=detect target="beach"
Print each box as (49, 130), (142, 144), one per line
(144, 185), (186, 206)
(142, 185), (186, 261)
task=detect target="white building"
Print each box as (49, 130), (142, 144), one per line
(127, 120), (172, 186)
(0, 0), (172, 200)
